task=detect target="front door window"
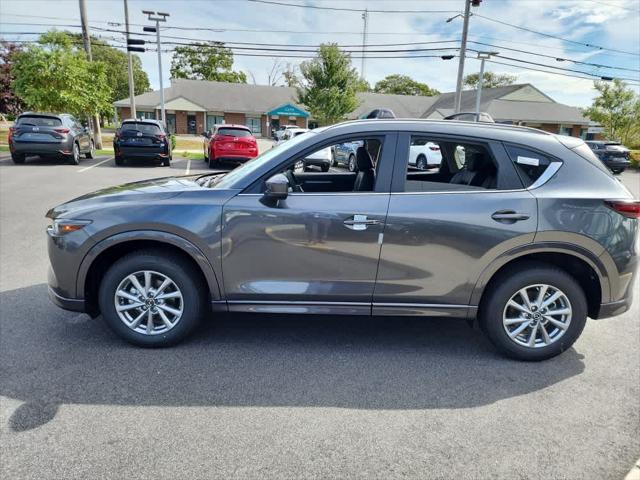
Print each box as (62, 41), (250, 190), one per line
(187, 115), (196, 134)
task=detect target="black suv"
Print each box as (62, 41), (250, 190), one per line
(8, 112), (95, 164)
(585, 141), (631, 174)
(113, 119), (172, 166)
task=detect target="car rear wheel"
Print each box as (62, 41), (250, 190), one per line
(611, 168), (624, 174)
(115, 155), (124, 166)
(479, 263), (587, 361)
(85, 140), (95, 159)
(98, 250), (205, 347)
(348, 154), (357, 172)
(204, 147), (209, 162)
(69, 142), (80, 165)
(161, 157), (170, 167)
(209, 157), (218, 168)
(11, 153), (25, 164)
(416, 155), (427, 170)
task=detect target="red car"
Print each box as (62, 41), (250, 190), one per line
(203, 124), (259, 168)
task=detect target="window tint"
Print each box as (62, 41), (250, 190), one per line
(403, 136), (498, 192)
(121, 122), (162, 134)
(216, 127), (252, 137)
(504, 145), (552, 187)
(17, 116), (62, 127)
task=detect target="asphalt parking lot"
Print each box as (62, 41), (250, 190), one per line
(0, 153), (639, 479)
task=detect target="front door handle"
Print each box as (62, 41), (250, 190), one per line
(343, 214), (380, 231)
(491, 210), (530, 223)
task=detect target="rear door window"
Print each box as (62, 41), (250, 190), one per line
(17, 116), (62, 127)
(217, 127), (252, 137)
(121, 122), (162, 135)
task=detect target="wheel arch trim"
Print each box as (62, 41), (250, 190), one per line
(76, 230), (222, 301)
(470, 242), (612, 307)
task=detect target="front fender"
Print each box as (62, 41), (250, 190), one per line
(76, 230), (222, 301)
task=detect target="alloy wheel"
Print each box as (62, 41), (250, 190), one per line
(73, 143), (79, 163)
(113, 270), (184, 335)
(417, 157), (427, 170)
(502, 284), (572, 348)
(348, 155), (356, 172)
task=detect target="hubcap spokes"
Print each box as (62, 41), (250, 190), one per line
(114, 270), (183, 335)
(502, 284), (572, 349)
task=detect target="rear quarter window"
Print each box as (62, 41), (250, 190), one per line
(504, 145), (553, 187)
(217, 127), (252, 137)
(17, 116), (62, 127)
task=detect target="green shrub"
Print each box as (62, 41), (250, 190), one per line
(630, 150), (640, 169)
(170, 134), (176, 150)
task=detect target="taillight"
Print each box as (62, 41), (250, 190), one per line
(8, 126), (14, 140)
(213, 135), (225, 142)
(605, 200), (640, 219)
(115, 130), (121, 139)
(54, 127), (70, 134)
(155, 134), (166, 141)
(429, 146), (440, 151)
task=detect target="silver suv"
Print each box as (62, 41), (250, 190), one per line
(46, 120), (639, 360)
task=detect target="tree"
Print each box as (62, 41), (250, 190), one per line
(585, 79), (640, 146)
(0, 41), (25, 118)
(11, 31), (112, 119)
(463, 71), (517, 89)
(374, 74), (439, 96)
(170, 42), (246, 83)
(354, 78), (371, 92)
(282, 63), (300, 87)
(297, 44), (361, 125)
(63, 33), (150, 102)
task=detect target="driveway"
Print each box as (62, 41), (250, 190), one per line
(0, 156), (638, 479)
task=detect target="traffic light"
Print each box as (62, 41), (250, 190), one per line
(127, 38), (145, 53)
(471, 0), (482, 6)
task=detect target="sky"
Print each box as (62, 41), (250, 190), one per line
(1, 0), (639, 108)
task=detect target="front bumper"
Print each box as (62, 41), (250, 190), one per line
(48, 285), (85, 312)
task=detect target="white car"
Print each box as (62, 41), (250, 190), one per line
(273, 125), (300, 142)
(408, 139), (442, 169)
(277, 128), (332, 171)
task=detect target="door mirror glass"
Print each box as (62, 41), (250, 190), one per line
(264, 173), (289, 200)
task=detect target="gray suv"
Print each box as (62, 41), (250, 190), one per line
(46, 120), (639, 361)
(9, 112), (95, 164)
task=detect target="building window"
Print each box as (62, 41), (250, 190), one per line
(136, 111), (155, 120)
(559, 124), (573, 136)
(246, 117), (261, 135)
(206, 114), (225, 131)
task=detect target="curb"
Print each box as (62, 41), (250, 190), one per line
(625, 458), (640, 480)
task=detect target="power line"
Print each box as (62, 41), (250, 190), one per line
(246, 0), (459, 13)
(473, 13), (640, 57)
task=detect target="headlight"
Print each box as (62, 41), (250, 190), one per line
(48, 219), (92, 236)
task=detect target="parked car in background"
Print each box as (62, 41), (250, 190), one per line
(585, 141), (631, 174)
(274, 126), (308, 147)
(361, 108), (396, 119)
(332, 141), (363, 171)
(114, 119), (171, 166)
(46, 119), (639, 360)
(203, 124), (258, 168)
(408, 138), (443, 169)
(272, 124), (299, 141)
(8, 112), (95, 165)
(280, 127), (332, 172)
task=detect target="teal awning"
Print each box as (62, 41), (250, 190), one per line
(267, 103), (309, 117)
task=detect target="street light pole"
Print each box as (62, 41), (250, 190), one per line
(453, 0), (471, 114)
(143, 11), (169, 126)
(474, 51), (499, 121)
(78, 0), (103, 148)
(360, 9), (368, 80)
(124, 0), (136, 118)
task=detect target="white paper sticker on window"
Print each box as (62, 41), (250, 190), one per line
(517, 156), (540, 166)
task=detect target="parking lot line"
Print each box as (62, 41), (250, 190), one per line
(77, 157), (113, 173)
(185, 159), (191, 175)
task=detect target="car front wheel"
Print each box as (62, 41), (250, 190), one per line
(85, 140), (95, 159)
(98, 250), (205, 347)
(479, 263), (587, 361)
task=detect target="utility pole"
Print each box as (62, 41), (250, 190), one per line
(360, 9), (368, 80)
(453, 0), (471, 113)
(474, 52), (498, 120)
(78, 0), (103, 148)
(124, 0), (136, 118)
(143, 11), (169, 126)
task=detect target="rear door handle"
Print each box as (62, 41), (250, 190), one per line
(491, 210), (530, 222)
(344, 214), (380, 231)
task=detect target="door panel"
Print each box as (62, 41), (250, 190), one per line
(294, 172), (357, 192)
(373, 190), (537, 312)
(222, 193), (389, 309)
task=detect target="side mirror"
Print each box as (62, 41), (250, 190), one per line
(263, 173), (289, 202)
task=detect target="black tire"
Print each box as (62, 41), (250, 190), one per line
(611, 168), (624, 174)
(98, 250), (205, 347)
(348, 154), (357, 172)
(11, 153), (25, 164)
(85, 140), (95, 159)
(69, 142), (80, 165)
(161, 157), (170, 167)
(479, 262), (587, 361)
(416, 155), (427, 170)
(209, 157), (218, 169)
(115, 156), (124, 166)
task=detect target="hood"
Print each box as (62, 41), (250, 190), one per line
(46, 174), (224, 219)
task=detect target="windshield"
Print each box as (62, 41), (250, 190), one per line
(213, 130), (316, 189)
